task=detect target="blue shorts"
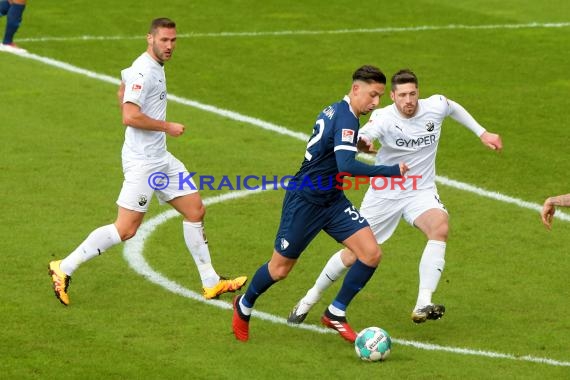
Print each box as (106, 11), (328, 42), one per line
(274, 190), (369, 259)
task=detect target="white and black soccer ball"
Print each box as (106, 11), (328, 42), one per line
(354, 327), (392, 361)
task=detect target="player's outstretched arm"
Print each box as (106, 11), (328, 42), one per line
(335, 149), (404, 177)
(480, 131), (503, 151)
(448, 99), (502, 151)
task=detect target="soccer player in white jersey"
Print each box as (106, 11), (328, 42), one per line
(288, 69), (502, 324)
(48, 18), (246, 306)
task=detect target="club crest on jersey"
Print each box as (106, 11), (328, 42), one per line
(341, 129), (355, 143)
(426, 121), (435, 132)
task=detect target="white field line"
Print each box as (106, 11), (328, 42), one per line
(396, 339), (570, 367)
(8, 50), (570, 366)
(123, 190), (570, 367)
(18, 22), (570, 43)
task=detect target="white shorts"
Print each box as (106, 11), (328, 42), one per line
(116, 152), (198, 212)
(360, 188), (447, 244)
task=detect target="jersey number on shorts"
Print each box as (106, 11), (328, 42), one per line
(304, 119), (325, 161)
(344, 206), (366, 224)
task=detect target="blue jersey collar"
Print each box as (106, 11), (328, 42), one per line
(343, 95), (357, 118)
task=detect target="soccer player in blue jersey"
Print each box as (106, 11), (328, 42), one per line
(232, 65), (409, 342)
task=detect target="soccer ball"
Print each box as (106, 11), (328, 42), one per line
(354, 327), (392, 361)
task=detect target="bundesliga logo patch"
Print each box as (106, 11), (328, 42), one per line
(341, 129), (355, 143)
(132, 83), (143, 92)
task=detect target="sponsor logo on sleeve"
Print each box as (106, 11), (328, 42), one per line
(341, 129), (355, 143)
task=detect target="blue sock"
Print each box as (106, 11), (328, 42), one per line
(0, 1), (10, 16)
(3, 3), (26, 44)
(331, 259), (377, 311)
(242, 262), (276, 308)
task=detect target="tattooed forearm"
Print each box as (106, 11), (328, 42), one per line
(547, 194), (570, 207)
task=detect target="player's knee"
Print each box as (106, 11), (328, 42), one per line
(341, 248), (358, 267)
(433, 222), (449, 241)
(116, 226), (138, 241)
(185, 203), (206, 222)
(359, 246), (382, 267)
(370, 247), (382, 264)
(198, 204), (206, 219)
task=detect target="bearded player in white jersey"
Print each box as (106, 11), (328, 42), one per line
(288, 69), (502, 324)
(48, 18), (246, 306)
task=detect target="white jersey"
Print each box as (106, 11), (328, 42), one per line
(121, 52), (168, 161)
(360, 95), (452, 199)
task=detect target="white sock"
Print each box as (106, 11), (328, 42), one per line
(327, 304), (345, 317)
(415, 240), (446, 309)
(183, 220), (219, 288)
(60, 224), (121, 275)
(297, 250), (349, 314)
(239, 297), (252, 316)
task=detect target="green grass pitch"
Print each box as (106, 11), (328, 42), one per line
(1, 1), (569, 378)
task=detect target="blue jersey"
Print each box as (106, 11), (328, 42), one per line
(290, 96), (400, 206)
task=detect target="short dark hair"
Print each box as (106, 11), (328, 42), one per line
(391, 69), (418, 89)
(352, 65), (387, 85)
(149, 18), (176, 34)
